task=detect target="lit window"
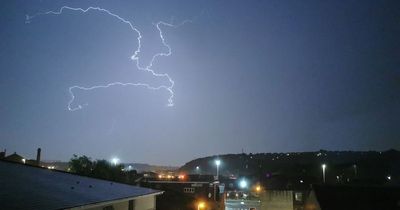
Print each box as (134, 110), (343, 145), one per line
(295, 192), (302, 201)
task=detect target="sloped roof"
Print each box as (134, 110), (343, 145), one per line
(5, 152), (24, 162)
(0, 160), (161, 210)
(312, 185), (400, 210)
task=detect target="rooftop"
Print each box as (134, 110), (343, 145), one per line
(0, 160), (161, 210)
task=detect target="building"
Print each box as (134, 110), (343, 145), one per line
(143, 180), (219, 199)
(305, 185), (400, 210)
(0, 160), (162, 210)
(141, 180), (223, 210)
(4, 152), (24, 163)
(225, 190), (298, 210)
(1, 148), (42, 166)
(224, 199), (261, 210)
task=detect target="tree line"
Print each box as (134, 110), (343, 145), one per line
(68, 154), (137, 184)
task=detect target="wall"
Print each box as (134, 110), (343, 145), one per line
(134, 195), (156, 210)
(74, 194), (156, 210)
(259, 190), (293, 210)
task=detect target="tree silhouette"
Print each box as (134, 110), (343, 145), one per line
(68, 154), (133, 183)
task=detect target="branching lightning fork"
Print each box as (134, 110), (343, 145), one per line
(26, 6), (190, 111)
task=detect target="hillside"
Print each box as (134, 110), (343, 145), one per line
(180, 149), (400, 186)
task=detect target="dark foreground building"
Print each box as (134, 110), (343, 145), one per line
(0, 160), (162, 210)
(305, 185), (400, 210)
(141, 180), (223, 210)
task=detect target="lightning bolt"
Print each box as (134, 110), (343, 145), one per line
(26, 6), (190, 111)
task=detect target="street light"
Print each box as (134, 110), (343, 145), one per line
(239, 179), (248, 189)
(111, 157), (119, 166)
(215, 159), (221, 180)
(353, 164), (357, 177)
(322, 164), (327, 184)
(197, 201), (205, 210)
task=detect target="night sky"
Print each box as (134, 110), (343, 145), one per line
(1, 0), (399, 165)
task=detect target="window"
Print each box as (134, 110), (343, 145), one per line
(183, 187), (195, 193)
(295, 192), (303, 202)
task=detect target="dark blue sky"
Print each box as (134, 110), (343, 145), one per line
(1, 0), (399, 165)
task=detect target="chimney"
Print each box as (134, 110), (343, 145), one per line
(36, 148), (41, 165)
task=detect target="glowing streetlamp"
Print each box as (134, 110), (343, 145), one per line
(215, 159), (221, 180)
(111, 157), (119, 166)
(197, 201), (205, 210)
(255, 185), (261, 192)
(322, 164), (327, 184)
(239, 179), (248, 189)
